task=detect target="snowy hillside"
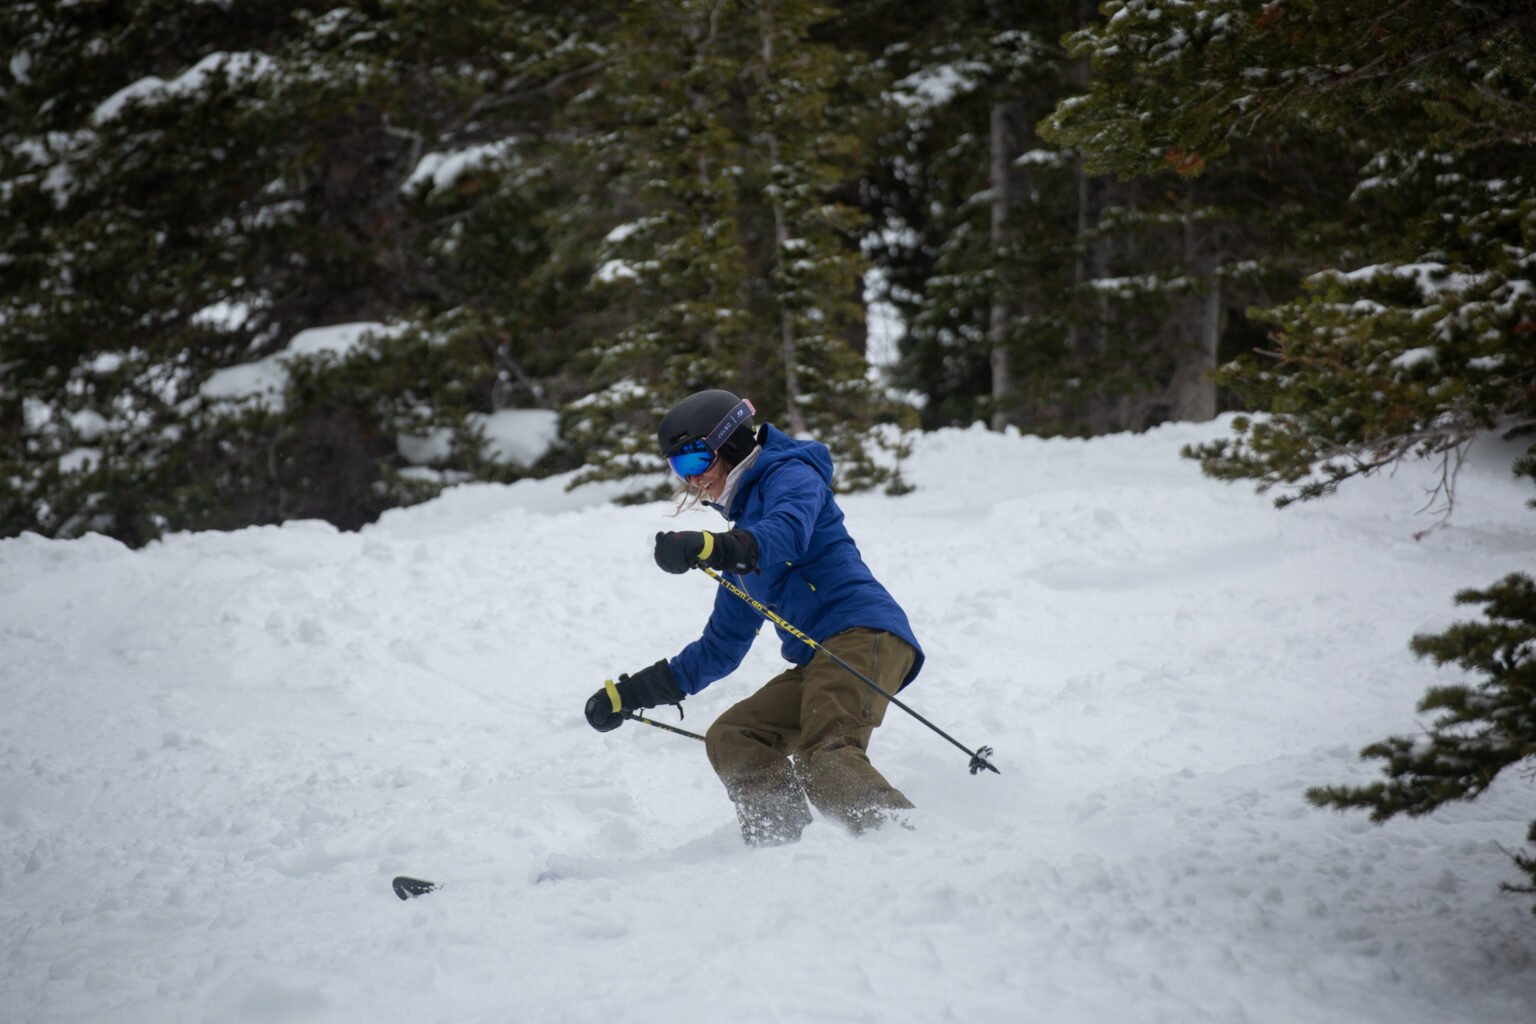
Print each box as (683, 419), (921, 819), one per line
(3, 419), (1534, 1023)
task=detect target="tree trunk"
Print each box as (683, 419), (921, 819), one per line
(988, 98), (1012, 432)
(1066, 5), (1114, 435)
(757, 2), (807, 435)
(687, 4), (725, 357)
(1168, 207), (1221, 422)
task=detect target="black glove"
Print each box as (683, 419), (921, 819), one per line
(654, 529), (759, 574)
(584, 659), (685, 732)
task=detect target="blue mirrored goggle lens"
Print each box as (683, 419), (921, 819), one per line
(667, 439), (716, 479)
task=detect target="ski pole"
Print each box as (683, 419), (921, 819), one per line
(625, 709), (705, 742)
(698, 567), (999, 775)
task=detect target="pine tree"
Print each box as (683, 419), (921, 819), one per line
(1188, 138), (1536, 512)
(1307, 575), (1536, 908)
(1038, 1), (1370, 436)
(561, 0), (756, 487)
(1045, 0), (1536, 502)
(860, 0), (1085, 432)
(856, 0), (1331, 436)
(566, 0), (903, 491)
(746, 0), (900, 483)
(0, 1), (605, 542)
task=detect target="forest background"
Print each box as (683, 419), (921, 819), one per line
(3, 0), (1532, 543)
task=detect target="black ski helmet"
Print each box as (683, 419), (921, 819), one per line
(656, 388), (756, 464)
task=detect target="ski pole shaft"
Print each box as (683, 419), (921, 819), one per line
(699, 567), (998, 775)
(625, 710), (706, 742)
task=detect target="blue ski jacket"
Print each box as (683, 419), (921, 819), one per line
(668, 424), (924, 696)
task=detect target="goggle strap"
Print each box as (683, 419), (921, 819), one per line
(701, 398), (754, 453)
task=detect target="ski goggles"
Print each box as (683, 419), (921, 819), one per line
(665, 398), (755, 478)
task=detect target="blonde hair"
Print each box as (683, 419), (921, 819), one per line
(670, 480), (710, 516)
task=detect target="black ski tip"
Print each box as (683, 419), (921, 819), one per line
(392, 876), (437, 900)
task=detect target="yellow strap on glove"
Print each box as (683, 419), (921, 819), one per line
(604, 678), (622, 713)
(696, 531), (715, 564)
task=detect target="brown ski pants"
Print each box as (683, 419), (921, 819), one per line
(704, 627), (915, 845)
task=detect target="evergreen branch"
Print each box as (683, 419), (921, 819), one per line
(1410, 441), (1469, 540)
(1312, 9), (1536, 95)
(1470, 81), (1536, 120)
(447, 58), (613, 135)
(502, 58), (614, 105)
(1307, 572), (1536, 867)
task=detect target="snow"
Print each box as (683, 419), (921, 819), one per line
(1332, 262), (1489, 299)
(403, 141), (517, 196)
(56, 447), (100, 473)
(891, 63), (984, 112)
(198, 357), (288, 409)
(1015, 147), (1074, 168)
(199, 322), (397, 412)
(395, 411), (556, 469)
(87, 352), (128, 375)
(395, 427), (453, 465)
(1390, 347), (1438, 370)
(3, 418), (1535, 1023)
(190, 300), (254, 332)
(21, 397), (53, 431)
(91, 52), (276, 125)
(863, 267), (902, 368)
(593, 259), (638, 283)
(473, 409), (558, 469)
(67, 409), (110, 442)
(603, 221), (647, 244)
(286, 323), (386, 360)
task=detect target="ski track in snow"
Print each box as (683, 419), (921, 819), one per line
(3, 419), (1535, 1023)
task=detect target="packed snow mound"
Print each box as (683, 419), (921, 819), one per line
(3, 418), (1534, 1023)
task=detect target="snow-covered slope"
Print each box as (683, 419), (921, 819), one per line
(3, 419), (1534, 1023)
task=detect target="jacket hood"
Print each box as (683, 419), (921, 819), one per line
(727, 424), (832, 517)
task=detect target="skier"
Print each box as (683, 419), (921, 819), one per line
(584, 389), (924, 845)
